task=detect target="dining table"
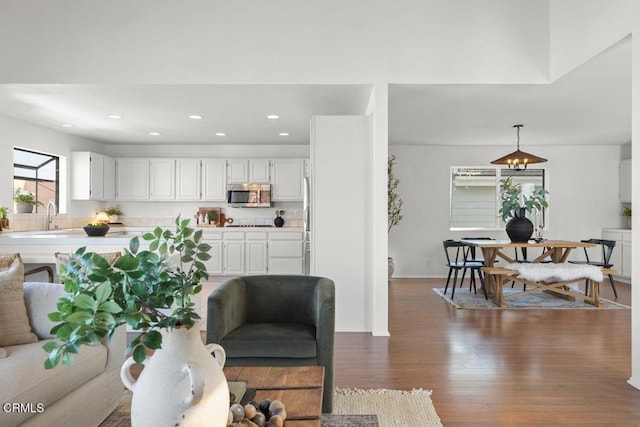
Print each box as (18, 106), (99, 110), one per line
(460, 239), (602, 306)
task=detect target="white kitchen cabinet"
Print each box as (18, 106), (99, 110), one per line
(227, 159), (270, 184)
(71, 152), (115, 201)
(202, 232), (223, 275)
(602, 228), (632, 280)
(268, 231), (304, 274)
(150, 159), (175, 200)
(249, 159), (270, 183)
(271, 158), (305, 201)
(620, 159), (632, 203)
(245, 232), (268, 275)
(176, 159), (201, 201)
(202, 159), (227, 201)
(116, 158), (150, 200)
(223, 232), (245, 275)
(103, 156), (116, 200)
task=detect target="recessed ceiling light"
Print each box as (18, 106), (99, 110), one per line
(279, 132), (290, 136)
(61, 123), (75, 128)
(215, 132), (226, 136)
(267, 114), (280, 119)
(108, 114), (123, 119)
(189, 115), (203, 120)
(149, 132), (161, 136)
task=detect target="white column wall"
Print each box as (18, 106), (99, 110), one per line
(550, 0), (640, 392)
(311, 116), (370, 332)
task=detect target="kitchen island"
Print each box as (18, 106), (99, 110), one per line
(0, 226), (305, 275)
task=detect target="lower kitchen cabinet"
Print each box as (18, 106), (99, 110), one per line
(268, 231), (304, 274)
(201, 229), (303, 276)
(602, 228), (632, 280)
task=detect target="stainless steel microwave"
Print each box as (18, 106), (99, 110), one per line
(226, 184), (272, 208)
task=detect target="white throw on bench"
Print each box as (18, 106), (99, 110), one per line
(504, 262), (604, 283)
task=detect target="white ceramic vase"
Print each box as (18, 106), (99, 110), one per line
(120, 323), (229, 427)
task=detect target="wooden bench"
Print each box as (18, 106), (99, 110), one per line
(481, 266), (616, 308)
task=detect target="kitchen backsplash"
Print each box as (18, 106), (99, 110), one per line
(4, 212), (303, 232)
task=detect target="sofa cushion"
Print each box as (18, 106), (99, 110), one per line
(221, 323), (317, 358)
(0, 256), (38, 346)
(23, 282), (70, 339)
(0, 339), (108, 425)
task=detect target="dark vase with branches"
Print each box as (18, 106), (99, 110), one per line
(388, 154), (404, 279)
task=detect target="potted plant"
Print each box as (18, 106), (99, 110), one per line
(622, 207), (631, 229)
(83, 212), (111, 236)
(0, 206), (9, 228)
(105, 205), (124, 223)
(498, 177), (549, 242)
(388, 154), (404, 279)
(13, 188), (43, 213)
(44, 216), (230, 426)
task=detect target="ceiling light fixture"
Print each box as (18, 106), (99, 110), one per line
(279, 132), (290, 136)
(490, 124), (547, 170)
(267, 114), (280, 119)
(108, 114), (123, 119)
(149, 132), (160, 136)
(61, 123), (75, 128)
(215, 132), (226, 136)
(189, 115), (203, 120)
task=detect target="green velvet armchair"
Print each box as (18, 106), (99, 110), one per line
(206, 275), (335, 413)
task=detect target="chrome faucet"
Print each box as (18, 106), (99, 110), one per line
(45, 200), (57, 230)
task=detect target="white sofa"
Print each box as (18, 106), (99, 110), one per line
(0, 282), (126, 427)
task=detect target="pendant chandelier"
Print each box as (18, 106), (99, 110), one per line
(491, 124), (547, 170)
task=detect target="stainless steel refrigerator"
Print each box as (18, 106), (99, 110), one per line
(303, 175), (311, 275)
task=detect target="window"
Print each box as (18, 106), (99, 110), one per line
(13, 148), (59, 213)
(450, 167), (546, 230)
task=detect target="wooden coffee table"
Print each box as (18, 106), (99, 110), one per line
(224, 366), (324, 427)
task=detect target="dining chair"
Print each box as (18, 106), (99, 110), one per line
(443, 240), (487, 299)
(569, 238), (617, 298)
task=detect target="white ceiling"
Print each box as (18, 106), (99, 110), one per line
(0, 40), (630, 148)
(390, 40), (631, 146)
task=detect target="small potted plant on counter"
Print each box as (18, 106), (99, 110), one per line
(13, 188), (43, 213)
(83, 212), (111, 236)
(105, 205), (123, 223)
(0, 206), (9, 228)
(622, 207), (632, 229)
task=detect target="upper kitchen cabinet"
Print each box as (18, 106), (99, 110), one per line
(620, 159), (632, 203)
(271, 158), (306, 201)
(227, 159), (270, 184)
(202, 158), (227, 201)
(116, 158), (150, 200)
(176, 158), (202, 201)
(150, 159), (176, 200)
(71, 152), (115, 201)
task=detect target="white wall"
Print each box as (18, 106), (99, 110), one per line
(0, 115), (105, 218)
(0, 0), (549, 84)
(550, 0), (640, 391)
(312, 116), (370, 332)
(389, 144), (623, 278)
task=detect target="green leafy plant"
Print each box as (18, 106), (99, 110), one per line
(388, 154), (404, 232)
(622, 207), (632, 217)
(207, 210), (218, 223)
(44, 216), (211, 369)
(498, 177), (549, 223)
(105, 205), (123, 216)
(13, 188), (44, 207)
(0, 206), (8, 218)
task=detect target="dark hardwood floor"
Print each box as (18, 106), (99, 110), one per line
(334, 278), (640, 426)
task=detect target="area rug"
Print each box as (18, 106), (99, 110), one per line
(334, 388), (442, 427)
(433, 287), (630, 309)
(101, 387), (442, 427)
